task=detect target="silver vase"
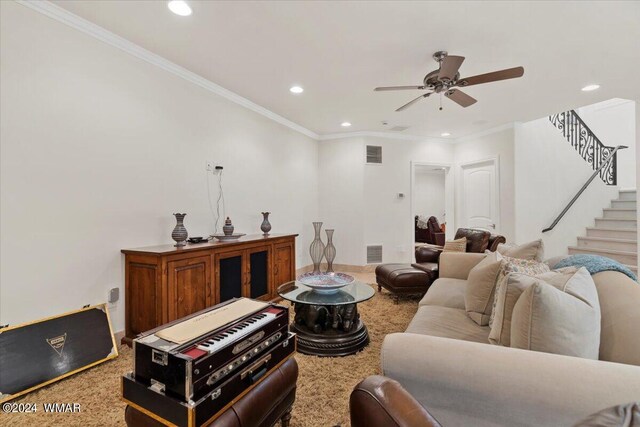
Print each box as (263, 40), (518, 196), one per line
(260, 212), (272, 235)
(309, 222), (325, 273)
(324, 229), (336, 272)
(172, 213), (188, 247)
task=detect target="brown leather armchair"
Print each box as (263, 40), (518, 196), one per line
(414, 227), (506, 266)
(350, 375), (442, 427)
(415, 216), (445, 246)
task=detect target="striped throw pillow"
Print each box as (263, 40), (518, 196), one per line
(443, 237), (467, 252)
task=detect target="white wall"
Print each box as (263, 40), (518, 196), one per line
(513, 109), (633, 258)
(0, 2), (319, 333)
(318, 137), (365, 265)
(413, 169), (446, 223)
(453, 127), (516, 241)
(318, 136), (454, 264)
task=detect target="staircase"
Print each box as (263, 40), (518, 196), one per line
(568, 189), (638, 273)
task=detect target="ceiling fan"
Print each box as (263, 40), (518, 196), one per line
(374, 51), (524, 112)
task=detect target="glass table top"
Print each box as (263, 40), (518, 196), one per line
(277, 281), (375, 306)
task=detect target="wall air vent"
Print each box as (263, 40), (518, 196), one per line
(366, 245), (383, 264)
(366, 145), (382, 164)
(390, 126), (409, 132)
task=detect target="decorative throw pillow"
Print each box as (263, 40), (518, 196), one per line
(496, 239), (545, 261)
(465, 251), (503, 325)
(572, 402), (640, 427)
(488, 256), (550, 327)
(489, 267), (578, 346)
(510, 267), (601, 359)
(443, 237), (467, 252)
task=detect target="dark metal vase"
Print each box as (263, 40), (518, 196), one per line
(172, 213), (188, 247)
(324, 229), (336, 272)
(261, 212), (272, 235)
(309, 222), (325, 273)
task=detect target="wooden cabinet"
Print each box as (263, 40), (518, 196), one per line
(122, 234), (297, 344)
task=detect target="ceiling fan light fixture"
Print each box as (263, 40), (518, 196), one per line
(581, 84), (600, 92)
(168, 1), (192, 16)
(289, 86), (304, 94)
(341, 122), (352, 127)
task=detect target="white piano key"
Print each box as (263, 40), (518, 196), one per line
(196, 312), (276, 353)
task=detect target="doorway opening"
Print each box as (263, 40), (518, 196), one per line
(410, 162), (453, 253)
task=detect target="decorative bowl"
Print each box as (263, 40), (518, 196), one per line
(296, 272), (355, 294)
(210, 233), (246, 242)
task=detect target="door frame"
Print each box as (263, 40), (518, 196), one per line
(459, 156), (501, 234)
(410, 161), (454, 257)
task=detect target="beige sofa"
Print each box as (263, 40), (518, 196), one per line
(381, 252), (640, 427)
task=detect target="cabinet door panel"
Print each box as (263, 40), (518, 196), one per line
(216, 251), (244, 303)
(274, 243), (295, 289)
(167, 256), (211, 321)
(128, 262), (159, 336)
(248, 249), (270, 299)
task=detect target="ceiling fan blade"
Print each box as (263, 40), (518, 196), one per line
(458, 66), (524, 87)
(438, 55), (465, 81)
(445, 89), (477, 107)
(374, 85), (425, 91)
(396, 93), (431, 112)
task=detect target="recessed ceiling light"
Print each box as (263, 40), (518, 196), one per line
(168, 1), (192, 16)
(289, 86), (304, 94)
(341, 122), (352, 127)
(581, 84), (600, 92)
(441, 132), (451, 137)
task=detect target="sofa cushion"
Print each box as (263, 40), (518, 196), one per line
(489, 268), (578, 347)
(496, 239), (544, 261)
(593, 271), (640, 366)
(510, 267), (601, 359)
(419, 278), (467, 310)
(465, 251), (503, 326)
(573, 402), (640, 427)
(455, 228), (491, 253)
(405, 306), (489, 344)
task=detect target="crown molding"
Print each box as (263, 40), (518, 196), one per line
(16, 0), (320, 140)
(451, 123), (514, 143)
(319, 131), (450, 143)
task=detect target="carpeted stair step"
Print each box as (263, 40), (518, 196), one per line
(568, 246), (637, 265)
(611, 199), (637, 209)
(618, 189), (637, 201)
(602, 208), (637, 220)
(594, 218), (637, 229)
(577, 236), (637, 252)
(586, 227), (637, 240)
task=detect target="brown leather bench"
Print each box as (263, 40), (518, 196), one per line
(125, 357), (298, 427)
(375, 263), (437, 304)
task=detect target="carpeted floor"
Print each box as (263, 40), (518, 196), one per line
(5, 272), (418, 427)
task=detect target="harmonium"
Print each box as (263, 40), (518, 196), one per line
(122, 298), (295, 427)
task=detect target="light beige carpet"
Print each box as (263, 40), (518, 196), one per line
(5, 273), (418, 427)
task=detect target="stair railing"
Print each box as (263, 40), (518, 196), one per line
(549, 110), (618, 185)
(542, 145), (628, 233)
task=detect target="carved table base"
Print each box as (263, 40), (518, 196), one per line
(291, 302), (370, 357)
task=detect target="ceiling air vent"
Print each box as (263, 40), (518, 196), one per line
(366, 145), (382, 164)
(390, 126), (409, 132)
(366, 245), (383, 264)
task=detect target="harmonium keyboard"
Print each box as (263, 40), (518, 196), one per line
(122, 298), (295, 427)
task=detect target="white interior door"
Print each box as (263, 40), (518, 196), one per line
(461, 159), (500, 233)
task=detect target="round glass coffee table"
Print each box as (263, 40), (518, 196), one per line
(277, 281), (375, 357)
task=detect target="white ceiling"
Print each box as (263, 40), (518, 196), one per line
(52, 0), (640, 139)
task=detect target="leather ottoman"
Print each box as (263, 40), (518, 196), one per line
(124, 357), (298, 427)
(375, 264), (436, 304)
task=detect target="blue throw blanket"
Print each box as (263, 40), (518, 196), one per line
(554, 254), (637, 281)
